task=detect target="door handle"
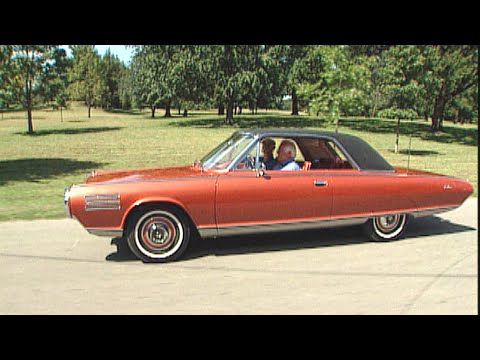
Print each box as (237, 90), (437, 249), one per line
(314, 180), (328, 187)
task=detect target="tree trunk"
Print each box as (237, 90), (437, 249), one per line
(150, 105), (156, 118)
(291, 87), (299, 115)
(225, 97), (234, 125)
(431, 86), (447, 132)
(88, 104), (91, 119)
(164, 100), (172, 117)
(27, 107), (33, 134)
(218, 103), (225, 116)
(431, 96), (446, 132)
(26, 79), (34, 134)
(395, 117), (400, 153)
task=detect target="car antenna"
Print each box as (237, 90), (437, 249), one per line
(406, 119), (413, 174)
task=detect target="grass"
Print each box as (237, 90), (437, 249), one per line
(0, 103), (477, 222)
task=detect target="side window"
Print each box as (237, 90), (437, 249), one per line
(292, 141), (304, 163)
(326, 141), (352, 169)
(300, 138), (353, 170)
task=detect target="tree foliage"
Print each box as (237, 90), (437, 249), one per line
(1, 44), (478, 136)
(2, 45), (62, 133)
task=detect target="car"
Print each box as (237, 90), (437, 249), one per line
(64, 129), (473, 263)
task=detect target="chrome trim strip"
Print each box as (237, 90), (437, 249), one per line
(198, 217), (369, 238)
(86, 228), (124, 237)
(410, 205), (459, 218)
(197, 227), (218, 238)
(85, 194), (121, 211)
(197, 205), (460, 238)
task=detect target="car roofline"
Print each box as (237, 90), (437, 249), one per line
(235, 128), (394, 172)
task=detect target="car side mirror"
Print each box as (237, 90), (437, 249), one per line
(257, 163), (266, 177)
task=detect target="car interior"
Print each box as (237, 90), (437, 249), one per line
(264, 137), (353, 170)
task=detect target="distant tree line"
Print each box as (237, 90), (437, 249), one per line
(1, 45), (477, 134)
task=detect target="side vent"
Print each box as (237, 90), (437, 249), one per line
(85, 194), (121, 211)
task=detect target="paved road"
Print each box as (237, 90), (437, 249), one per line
(0, 198), (477, 314)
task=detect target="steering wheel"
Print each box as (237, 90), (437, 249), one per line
(245, 155), (255, 169)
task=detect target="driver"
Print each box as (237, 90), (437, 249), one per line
(260, 138), (277, 170)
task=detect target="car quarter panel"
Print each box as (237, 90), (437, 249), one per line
(329, 170), (418, 218)
(330, 169), (473, 219)
(69, 176), (218, 232)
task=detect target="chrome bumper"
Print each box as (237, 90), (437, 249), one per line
(64, 186), (73, 218)
(86, 228), (124, 237)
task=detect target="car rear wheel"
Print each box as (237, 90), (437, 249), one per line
(126, 206), (191, 263)
(364, 214), (408, 242)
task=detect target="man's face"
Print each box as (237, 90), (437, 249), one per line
(276, 145), (289, 162)
(262, 141), (274, 154)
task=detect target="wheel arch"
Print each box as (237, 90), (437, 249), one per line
(121, 198), (199, 238)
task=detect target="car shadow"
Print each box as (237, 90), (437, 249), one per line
(405, 215), (476, 238)
(105, 215), (476, 263)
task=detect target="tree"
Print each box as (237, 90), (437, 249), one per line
(376, 46), (423, 152)
(0, 45), (14, 119)
(299, 46), (371, 129)
(5, 45), (60, 133)
(168, 45), (215, 116)
(41, 47), (71, 120)
(212, 45), (265, 124)
(130, 45), (181, 118)
(99, 49), (126, 110)
(68, 45), (104, 118)
(419, 45), (478, 132)
(200, 45), (265, 124)
(268, 45), (324, 116)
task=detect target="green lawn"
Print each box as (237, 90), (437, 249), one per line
(0, 103), (477, 222)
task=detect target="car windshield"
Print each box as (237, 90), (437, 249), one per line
(200, 133), (255, 170)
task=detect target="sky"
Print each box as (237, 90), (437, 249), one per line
(62, 45), (134, 64)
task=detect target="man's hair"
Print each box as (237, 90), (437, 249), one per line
(280, 140), (296, 158)
(262, 138), (276, 151)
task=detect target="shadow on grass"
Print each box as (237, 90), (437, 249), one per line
(391, 149), (442, 156)
(16, 126), (122, 137)
(339, 118), (478, 147)
(169, 115), (329, 129)
(0, 158), (104, 185)
(107, 109), (146, 116)
(169, 115), (478, 147)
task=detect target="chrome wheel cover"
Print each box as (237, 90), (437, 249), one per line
(135, 210), (184, 259)
(373, 214), (406, 239)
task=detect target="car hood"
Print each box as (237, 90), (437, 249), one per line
(84, 165), (208, 184)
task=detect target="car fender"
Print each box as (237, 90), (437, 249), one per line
(121, 196), (195, 230)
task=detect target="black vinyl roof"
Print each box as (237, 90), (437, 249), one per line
(239, 129), (394, 171)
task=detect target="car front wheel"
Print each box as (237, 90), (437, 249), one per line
(126, 206), (191, 263)
(364, 214), (408, 242)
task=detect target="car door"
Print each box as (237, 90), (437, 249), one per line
(215, 169), (333, 234)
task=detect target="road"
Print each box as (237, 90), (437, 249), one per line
(0, 198), (477, 314)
